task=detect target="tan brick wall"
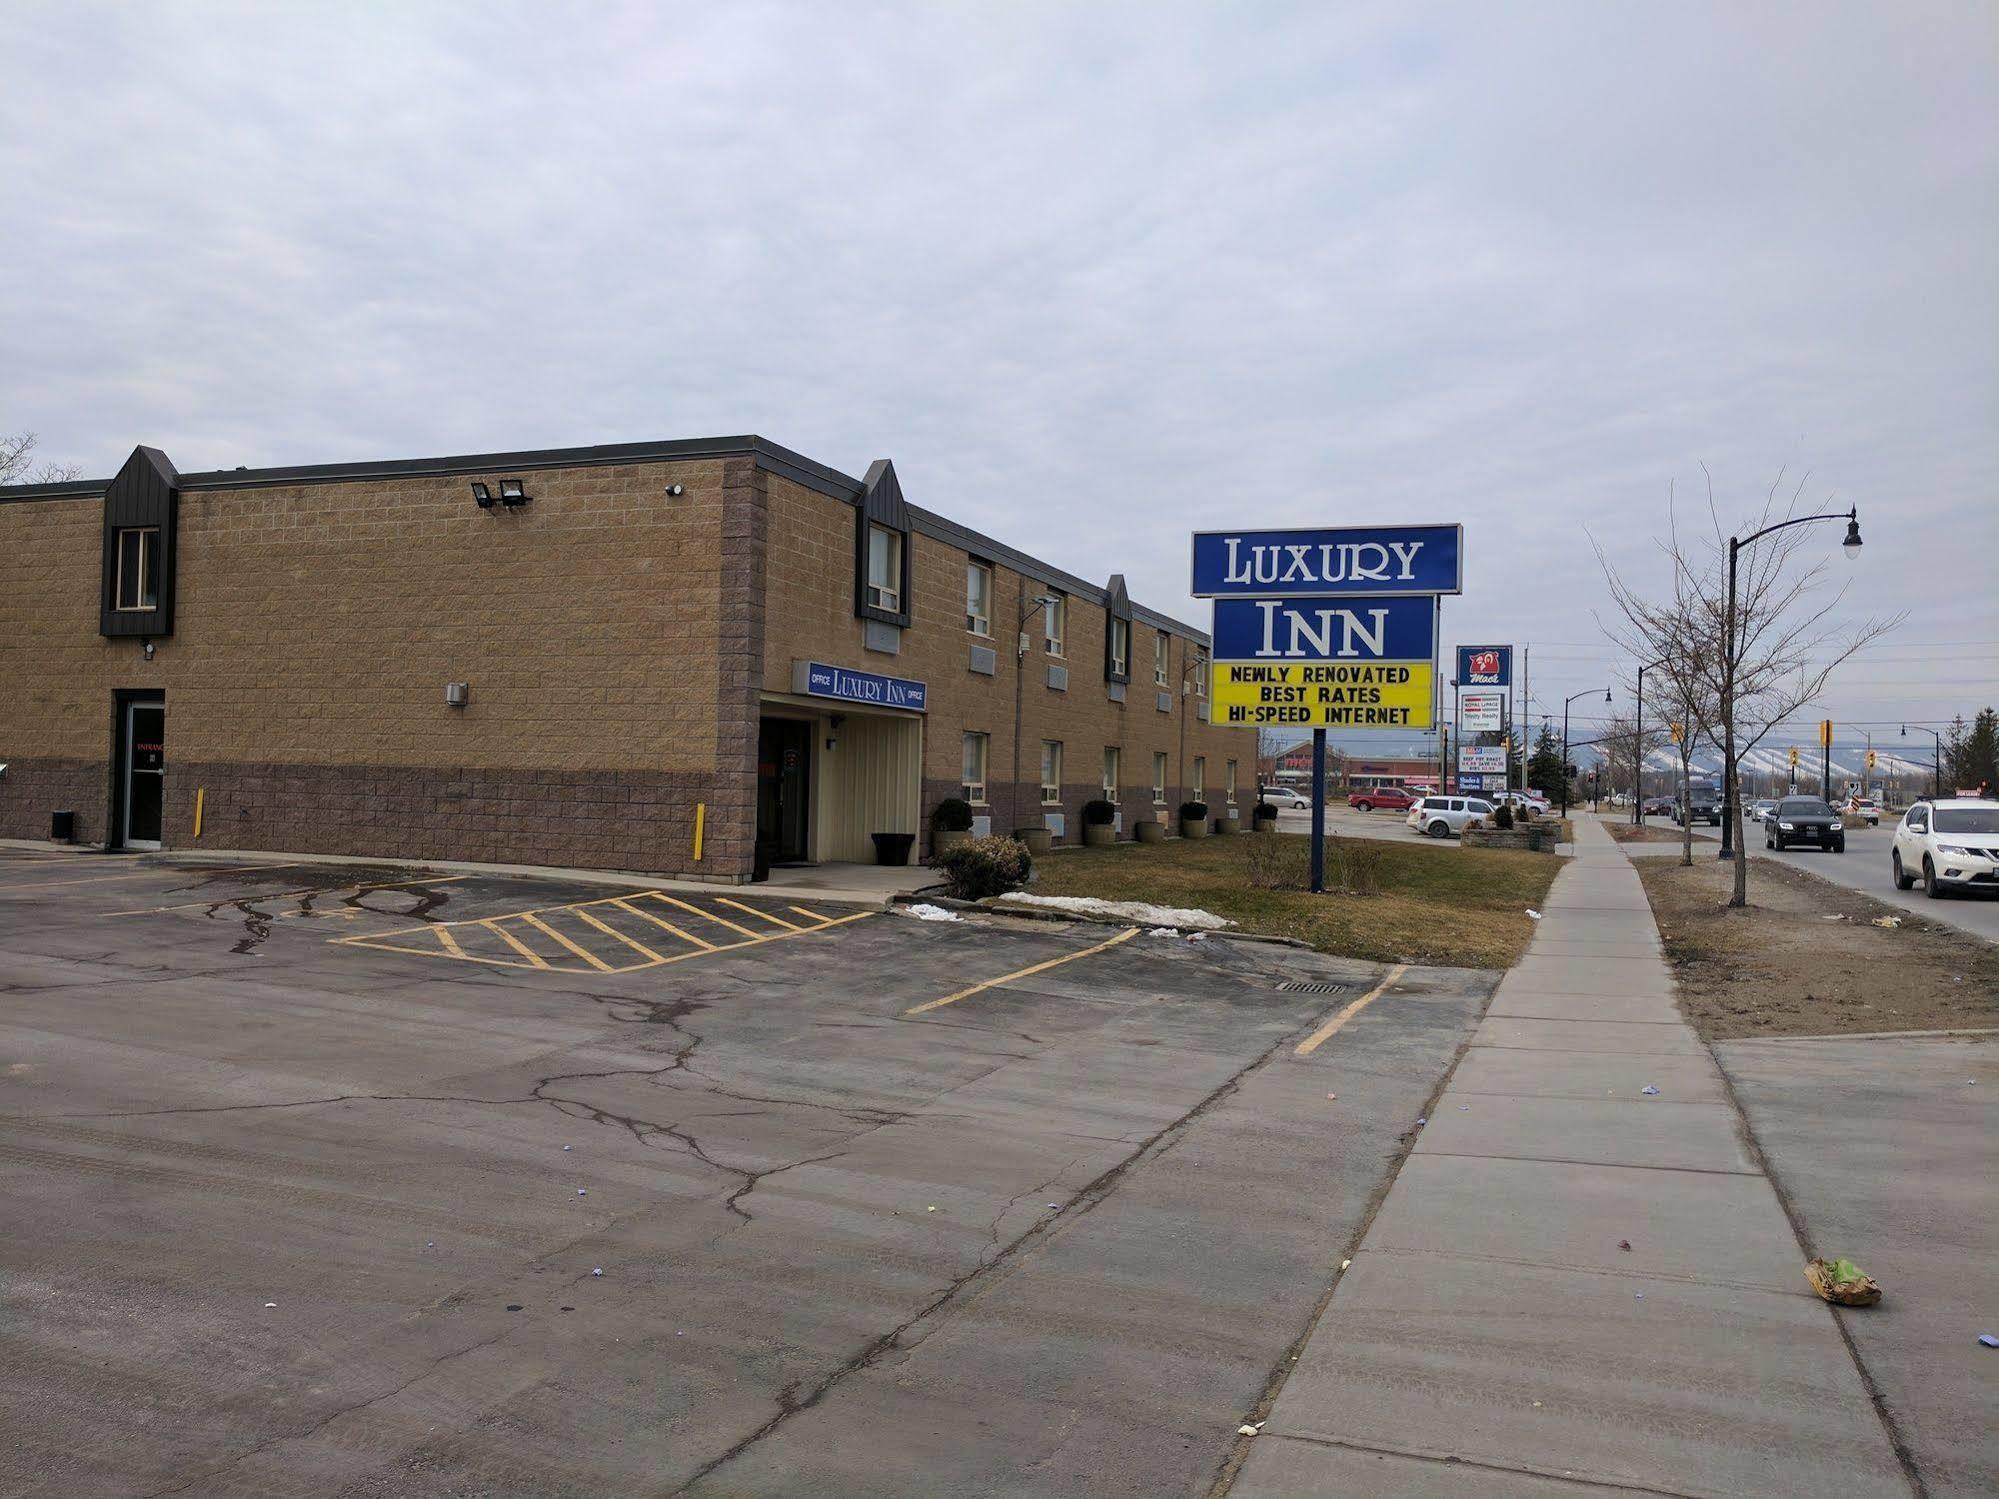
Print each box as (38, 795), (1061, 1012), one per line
(759, 475), (1254, 844)
(0, 460), (750, 872)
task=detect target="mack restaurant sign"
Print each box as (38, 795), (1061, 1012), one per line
(1190, 524), (1463, 598)
(1454, 644), (1512, 687)
(794, 660), (928, 712)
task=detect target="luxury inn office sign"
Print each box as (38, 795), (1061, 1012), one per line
(1190, 525), (1459, 730)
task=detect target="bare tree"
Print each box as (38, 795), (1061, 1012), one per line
(1597, 470), (1900, 900)
(1, 431), (84, 485)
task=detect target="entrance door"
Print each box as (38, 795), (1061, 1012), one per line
(123, 699), (166, 850)
(756, 717), (812, 871)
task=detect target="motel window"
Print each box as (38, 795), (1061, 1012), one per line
(1041, 740), (1064, 805)
(1107, 616), (1129, 679)
(866, 524), (903, 612)
(1154, 630), (1170, 687)
(1153, 751), (1169, 805)
(1043, 593), (1066, 657)
(1102, 747), (1121, 804)
(1193, 756), (1207, 801)
(965, 560), (993, 636)
(962, 732), (989, 805)
(1193, 646), (1208, 697)
(114, 527), (161, 612)
(1226, 759), (1238, 805)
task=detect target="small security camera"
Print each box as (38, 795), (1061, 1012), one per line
(665, 483), (684, 497)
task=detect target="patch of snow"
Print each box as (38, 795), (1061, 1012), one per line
(902, 903), (962, 922)
(996, 894), (1233, 929)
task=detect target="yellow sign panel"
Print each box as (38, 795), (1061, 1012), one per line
(1819, 718), (1834, 748)
(1211, 661), (1434, 729)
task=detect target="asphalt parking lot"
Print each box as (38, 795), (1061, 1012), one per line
(0, 848), (1494, 1498)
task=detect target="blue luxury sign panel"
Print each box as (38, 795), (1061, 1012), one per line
(1210, 595), (1436, 663)
(1455, 644), (1512, 686)
(1190, 524), (1463, 598)
(794, 660), (929, 711)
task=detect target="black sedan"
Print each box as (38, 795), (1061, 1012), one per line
(1765, 796), (1845, 853)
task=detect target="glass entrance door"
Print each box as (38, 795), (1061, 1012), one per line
(123, 699), (165, 849)
(755, 717), (812, 870)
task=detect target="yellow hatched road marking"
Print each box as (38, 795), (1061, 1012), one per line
(573, 906), (667, 964)
(487, 920), (552, 968)
(1293, 963), (1407, 1056)
(789, 906), (839, 924)
(651, 894), (762, 939)
(718, 897), (803, 930)
(433, 926), (471, 960)
(520, 913), (614, 972)
(614, 899), (716, 949)
(906, 926), (1138, 1016)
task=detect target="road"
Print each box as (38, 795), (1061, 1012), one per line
(1628, 817), (1999, 943)
(0, 847), (1492, 1498)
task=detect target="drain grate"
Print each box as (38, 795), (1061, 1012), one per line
(1276, 981), (1350, 995)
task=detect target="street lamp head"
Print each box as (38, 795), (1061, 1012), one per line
(1841, 514), (1862, 560)
(1603, 687), (1613, 703)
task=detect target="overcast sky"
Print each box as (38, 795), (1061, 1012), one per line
(4, 0), (1993, 745)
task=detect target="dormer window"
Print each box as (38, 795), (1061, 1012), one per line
(114, 527), (161, 611)
(866, 524), (903, 612)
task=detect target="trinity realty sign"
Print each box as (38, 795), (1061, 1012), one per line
(1190, 524), (1462, 598)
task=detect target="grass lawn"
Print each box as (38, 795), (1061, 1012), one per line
(1029, 831), (1562, 969)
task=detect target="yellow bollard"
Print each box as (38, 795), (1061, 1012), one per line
(193, 787), (205, 838)
(693, 802), (705, 862)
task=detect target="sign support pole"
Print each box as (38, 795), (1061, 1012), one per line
(1310, 729), (1326, 895)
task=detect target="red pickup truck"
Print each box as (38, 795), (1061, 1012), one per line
(1348, 786), (1418, 812)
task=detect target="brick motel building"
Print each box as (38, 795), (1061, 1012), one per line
(0, 436), (1249, 883)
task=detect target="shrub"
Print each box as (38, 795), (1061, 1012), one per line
(932, 796), (974, 832)
(1177, 800), (1209, 822)
(1493, 802), (1514, 829)
(1331, 834), (1384, 896)
(932, 835), (1031, 900)
(1242, 828), (1308, 889)
(1254, 801), (1278, 820)
(1081, 798), (1117, 827)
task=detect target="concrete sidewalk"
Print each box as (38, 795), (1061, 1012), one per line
(1231, 815), (1913, 1498)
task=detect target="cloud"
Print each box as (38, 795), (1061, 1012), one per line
(2, 0), (1994, 728)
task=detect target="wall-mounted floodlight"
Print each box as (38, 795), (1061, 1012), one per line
(666, 483), (685, 497)
(471, 482), (494, 508)
(499, 479), (530, 507)
(445, 682), (469, 707)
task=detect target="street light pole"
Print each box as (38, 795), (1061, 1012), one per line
(1718, 508), (1862, 878)
(1633, 655), (1667, 824)
(1902, 724), (1943, 799)
(1560, 686), (1612, 818)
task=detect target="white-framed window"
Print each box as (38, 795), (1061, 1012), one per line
(1041, 740), (1064, 804)
(866, 523), (903, 612)
(1108, 616), (1129, 678)
(1193, 756), (1207, 801)
(1102, 746), (1121, 803)
(1043, 593), (1066, 657)
(1152, 751), (1169, 805)
(1153, 630), (1170, 687)
(1226, 759), (1238, 805)
(114, 526), (161, 612)
(1193, 646), (1208, 697)
(962, 732), (989, 805)
(965, 559), (992, 636)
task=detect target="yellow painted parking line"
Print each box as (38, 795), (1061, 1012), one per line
(573, 906), (668, 964)
(1, 860), (308, 896)
(651, 894), (763, 939)
(718, 897), (803, 931)
(905, 926), (1138, 1016)
(433, 925), (472, 960)
(1294, 963), (1407, 1056)
(103, 874), (459, 916)
(520, 913), (615, 972)
(613, 899), (716, 949)
(486, 920), (552, 968)
(789, 905), (840, 925)
(356, 938), (558, 970)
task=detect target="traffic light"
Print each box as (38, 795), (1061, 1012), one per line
(1866, 749), (1877, 770)
(1788, 746), (1800, 769)
(1819, 719), (1833, 748)
(1669, 721), (1683, 744)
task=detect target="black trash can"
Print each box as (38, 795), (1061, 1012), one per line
(871, 832), (916, 867)
(50, 810), (76, 843)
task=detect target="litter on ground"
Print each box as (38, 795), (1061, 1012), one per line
(1978, 1334), (1999, 1349)
(1871, 915), (1903, 929)
(994, 893), (1233, 929)
(1525, 909), (1542, 920)
(1807, 1257), (1882, 1306)
(903, 903), (962, 922)
(1641, 1085), (1661, 1096)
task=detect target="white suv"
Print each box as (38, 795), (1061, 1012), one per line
(1891, 799), (1999, 898)
(1406, 795), (1496, 839)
